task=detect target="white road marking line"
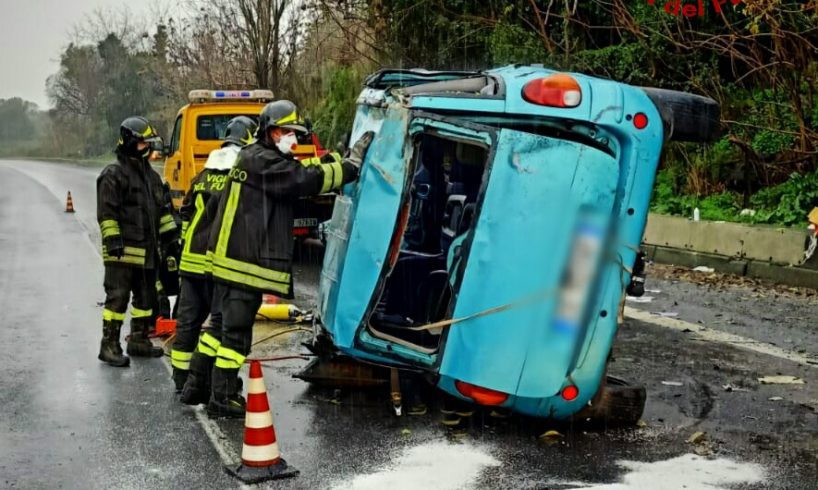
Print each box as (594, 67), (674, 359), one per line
(625, 306), (817, 368)
(159, 359), (251, 490)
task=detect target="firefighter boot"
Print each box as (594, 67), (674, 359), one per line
(98, 321), (130, 367)
(127, 319), (164, 357)
(180, 352), (213, 406)
(207, 366), (246, 418)
(172, 367), (188, 393)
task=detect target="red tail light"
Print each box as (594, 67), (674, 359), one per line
(561, 385), (579, 401)
(455, 381), (509, 406)
(522, 74), (582, 108)
(633, 112), (649, 130)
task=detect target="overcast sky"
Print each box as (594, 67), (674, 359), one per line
(0, 0), (153, 110)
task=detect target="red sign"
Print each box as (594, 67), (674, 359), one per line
(648, 0), (744, 17)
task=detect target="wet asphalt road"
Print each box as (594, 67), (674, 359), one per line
(1, 159), (816, 489)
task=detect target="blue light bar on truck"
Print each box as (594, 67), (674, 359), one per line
(188, 89), (275, 103)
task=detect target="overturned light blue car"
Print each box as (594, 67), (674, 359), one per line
(312, 65), (720, 419)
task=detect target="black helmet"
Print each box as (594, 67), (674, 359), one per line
(257, 100), (307, 142)
(223, 116), (258, 148)
(118, 116), (162, 158)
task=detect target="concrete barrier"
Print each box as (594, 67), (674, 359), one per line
(642, 213), (818, 288)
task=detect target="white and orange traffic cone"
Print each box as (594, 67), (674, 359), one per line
(224, 360), (298, 483)
(65, 191), (75, 213)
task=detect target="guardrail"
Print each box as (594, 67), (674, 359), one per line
(642, 214), (818, 289)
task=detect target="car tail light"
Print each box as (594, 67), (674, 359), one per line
(522, 74), (582, 108)
(292, 227), (309, 237)
(455, 381), (509, 406)
(561, 385), (579, 401)
(633, 112), (649, 129)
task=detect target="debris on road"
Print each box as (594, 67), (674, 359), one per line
(539, 430), (565, 445)
(649, 263), (818, 298)
(768, 397), (784, 401)
(627, 296), (654, 303)
(662, 381), (684, 387)
(757, 376), (805, 385)
(722, 384), (749, 392)
(687, 431), (707, 444)
(693, 266), (715, 273)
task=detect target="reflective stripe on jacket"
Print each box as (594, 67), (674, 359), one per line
(207, 141), (357, 296)
(97, 152), (178, 268)
(179, 167), (230, 277)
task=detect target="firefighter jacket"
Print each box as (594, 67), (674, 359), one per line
(207, 141), (357, 297)
(97, 151), (179, 269)
(178, 145), (239, 278)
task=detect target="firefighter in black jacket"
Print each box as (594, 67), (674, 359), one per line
(172, 116), (257, 398)
(97, 117), (180, 367)
(205, 100), (374, 417)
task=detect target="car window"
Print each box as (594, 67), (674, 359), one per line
(196, 114), (257, 141)
(170, 115), (182, 153)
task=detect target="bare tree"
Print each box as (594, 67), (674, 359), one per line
(189, 0), (306, 94)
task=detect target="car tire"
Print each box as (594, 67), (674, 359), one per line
(572, 375), (646, 427)
(641, 87), (721, 143)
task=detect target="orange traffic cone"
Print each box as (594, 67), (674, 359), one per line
(65, 191), (75, 213)
(224, 360), (299, 483)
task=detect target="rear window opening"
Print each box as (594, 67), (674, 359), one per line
(196, 114), (257, 140)
(367, 134), (489, 352)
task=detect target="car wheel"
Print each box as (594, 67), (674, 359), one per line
(641, 87), (721, 143)
(572, 375), (646, 427)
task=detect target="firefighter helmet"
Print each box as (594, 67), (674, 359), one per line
(223, 116), (258, 148)
(257, 100), (307, 142)
(118, 116), (162, 158)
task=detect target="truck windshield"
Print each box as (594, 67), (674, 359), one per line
(196, 114), (257, 141)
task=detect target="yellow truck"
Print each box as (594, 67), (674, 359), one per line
(163, 89), (335, 237)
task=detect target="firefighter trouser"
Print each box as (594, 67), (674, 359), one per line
(170, 276), (213, 372)
(211, 283), (261, 398)
(102, 266), (157, 335)
(154, 277), (171, 321)
(184, 280), (224, 391)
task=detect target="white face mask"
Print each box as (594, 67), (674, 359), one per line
(276, 132), (298, 155)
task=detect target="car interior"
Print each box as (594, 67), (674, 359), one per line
(368, 134), (488, 351)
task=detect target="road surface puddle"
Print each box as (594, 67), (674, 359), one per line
(332, 441), (499, 490)
(572, 453), (765, 489)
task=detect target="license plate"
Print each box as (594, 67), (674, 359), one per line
(293, 218), (318, 228)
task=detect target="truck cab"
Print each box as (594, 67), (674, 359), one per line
(164, 89), (334, 237)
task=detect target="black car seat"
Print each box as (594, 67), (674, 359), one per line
(404, 136), (446, 253)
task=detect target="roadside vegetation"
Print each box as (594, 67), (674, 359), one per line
(1, 0), (816, 226)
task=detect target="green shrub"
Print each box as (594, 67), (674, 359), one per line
(748, 171), (818, 226)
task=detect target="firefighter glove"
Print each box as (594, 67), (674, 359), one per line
(105, 236), (125, 259)
(344, 131), (375, 170)
(164, 239), (181, 261)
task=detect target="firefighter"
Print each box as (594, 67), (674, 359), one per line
(97, 116), (179, 367)
(172, 116), (258, 399)
(155, 182), (181, 323)
(205, 100), (374, 417)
